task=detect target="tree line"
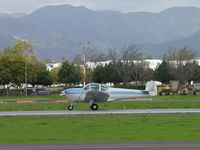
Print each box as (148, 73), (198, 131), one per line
(1, 41), (200, 94)
(0, 41), (52, 94)
(54, 45), (200, 86)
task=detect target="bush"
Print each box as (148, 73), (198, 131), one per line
(0, 89), (23, 96)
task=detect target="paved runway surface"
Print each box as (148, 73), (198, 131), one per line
(1, 142), (200, 150)
(1, 108), (200, 116)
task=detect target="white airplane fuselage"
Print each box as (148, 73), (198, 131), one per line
(65, 87), (149, 102)
(62, 82), (157, 110)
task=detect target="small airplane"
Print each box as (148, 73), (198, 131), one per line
(61, 81), (157, 111)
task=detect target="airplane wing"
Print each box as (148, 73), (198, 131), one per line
(84, 91), (109, 103)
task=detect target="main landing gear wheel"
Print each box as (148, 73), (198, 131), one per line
(67, 105), (74, 111)
(90, 104), (98, 111)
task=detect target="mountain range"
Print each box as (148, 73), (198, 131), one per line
(0, 5), (200, 60)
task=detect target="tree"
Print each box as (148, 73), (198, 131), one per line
(155, 61), (174, 83)
(131, 61), (155, 83)
(105, 63), (122, 84)
(120, 45), (142, 84)
(0, 40), (36, 85)
(108, 47), (119, 63)
(106, 45), (144, 84)
(35, 71), (53, 86)
(0, 56), (12, 86)
(192, 66), (200, 81)
(92, 63), (122, 84)
(73, 54), (84, 66)
(0, 40), (33, 57)
(0, 55), (26, 95)
(163, 46), (196, 62)
(50, 67), (60, 84)
(92, 65), (106, 83)
(0, 40), (54, 94)
(163, 47), (198, 83)
(121, 45), (142, 61)
(0, 55), (25, 85)
(93, 53), (109, 62)
(58, 61), (82, 85)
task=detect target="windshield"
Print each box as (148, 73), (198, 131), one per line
(101, 85), (108, 91)
(83, 83), (108, 91)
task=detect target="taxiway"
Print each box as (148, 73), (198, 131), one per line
(1, 142), (200, 150)
(1, 108), (200, 116)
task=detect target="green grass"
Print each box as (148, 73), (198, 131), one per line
(1, 100), (200, 111)
(152, 94), (200, 100)
(0, 94), (200, 102)
(0, 94), (200, 111)
(1, 115), (200, 144)
(0, 94), (66, 101)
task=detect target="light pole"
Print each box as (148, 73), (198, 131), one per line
(80, 42), (90, 86)
(25, 57), (28, 96)
(12, 38), (33, 96)
(24, 44), (32, 97)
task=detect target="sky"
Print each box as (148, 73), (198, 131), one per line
(0, 0), (200, 14)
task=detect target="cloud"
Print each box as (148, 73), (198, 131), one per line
(85, 0), (200, 13)
(0, 0), (200, 14)
(0, 0), (90, 13)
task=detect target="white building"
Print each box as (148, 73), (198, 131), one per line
(86, 59), (162, 70)
(46, 62), (61, 71)
(144, 59), (162, 70)
(46, 59), (200, 71)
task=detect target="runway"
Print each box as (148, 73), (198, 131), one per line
(1, 142), (200, 150)
(1, 108), (200, 116)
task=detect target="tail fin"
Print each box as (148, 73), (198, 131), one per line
(145, 81), (159, 96)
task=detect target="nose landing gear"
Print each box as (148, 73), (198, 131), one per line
(67, 105), (74, 111)
(90, 104), (98, 110)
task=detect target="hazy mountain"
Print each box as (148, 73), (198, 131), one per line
(1, 5), (200, 60)
(140, 30), (200, 57)
(20, 5), (200, 45)
(0, 12), (26, 18)
(0, 16), (83, 60)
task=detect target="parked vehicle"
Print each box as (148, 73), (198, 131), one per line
(158, 80), (189, 96)
(32, 90), (51, 96)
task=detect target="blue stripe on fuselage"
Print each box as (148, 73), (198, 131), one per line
(65, 88), (86, 93)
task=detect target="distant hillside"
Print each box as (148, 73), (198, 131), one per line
(0, 12), (26, 18)
(0, 16), (83, 60)
(1, 5), (200, 60)
(140, 30), (200, 57)
(20, 5), (200, 44)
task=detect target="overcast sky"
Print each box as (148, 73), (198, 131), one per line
(0, 0), (200, 14)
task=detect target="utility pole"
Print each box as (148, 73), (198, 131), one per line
(24, 42), (33, 96)
(80, 42), (90, 86)
(25, 57), (28, 96)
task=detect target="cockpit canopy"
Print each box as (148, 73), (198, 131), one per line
(83, 83), (109, 91)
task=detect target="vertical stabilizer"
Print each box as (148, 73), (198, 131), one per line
(146, 81), (160, 96)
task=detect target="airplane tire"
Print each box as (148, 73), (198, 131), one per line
(68, 105), (74, 111)
(90, 104), (98, 111)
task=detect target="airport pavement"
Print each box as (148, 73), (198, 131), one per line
(1, 108), (200, 116)
(1, 142), (200, 150)
(1, 99), (200, 104)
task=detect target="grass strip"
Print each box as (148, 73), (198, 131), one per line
(0, 95), (66, 101)
(152, 94), (200, 100)
(0, 115), (200, 144)
(0, 94), (200, 102)
(1, 101), (200, 111)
